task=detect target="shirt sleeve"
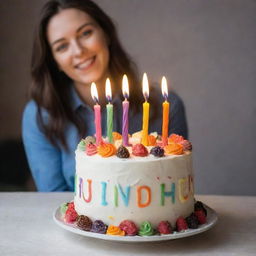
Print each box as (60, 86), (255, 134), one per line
(22, 101), (68, 191)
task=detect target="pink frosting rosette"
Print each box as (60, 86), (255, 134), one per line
(86, 143), (97, 156)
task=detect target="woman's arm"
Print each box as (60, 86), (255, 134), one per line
(22, 101), (68, 191)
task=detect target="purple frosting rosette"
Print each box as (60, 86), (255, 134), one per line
(91, 220), (108, 234)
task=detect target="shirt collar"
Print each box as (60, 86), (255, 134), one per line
(70, 85), (86, 111)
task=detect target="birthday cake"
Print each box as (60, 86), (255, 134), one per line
(60, 76), (207, 236)
(61, 133), (208, 236)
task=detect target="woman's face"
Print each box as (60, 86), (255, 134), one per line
(47, 8), (110, 87)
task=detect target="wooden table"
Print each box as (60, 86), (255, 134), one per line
(0, 193), (255, 255)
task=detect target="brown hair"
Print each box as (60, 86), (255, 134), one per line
(30, 0), (141, 150)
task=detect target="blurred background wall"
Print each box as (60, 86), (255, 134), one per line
(0, 0), (255, 194)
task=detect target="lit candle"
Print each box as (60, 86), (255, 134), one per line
(142, 73), (150, 146)
(161, 76), (169, 146)
(122, 74), (129, 146)
(105, 78), (113, 143)
(90, 82), (102, 145)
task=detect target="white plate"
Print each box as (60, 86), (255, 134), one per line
(53, 204), (218, 242)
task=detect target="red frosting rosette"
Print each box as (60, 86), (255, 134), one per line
(132, 143), (148, 157)
(119, 220), (138, 236)
(157, 220), (173, 234)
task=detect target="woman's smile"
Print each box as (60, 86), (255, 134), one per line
(74, 56), (96, 71)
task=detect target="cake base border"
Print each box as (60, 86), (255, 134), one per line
(53, 204), (217, 243)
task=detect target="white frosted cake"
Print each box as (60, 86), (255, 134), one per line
(74, 148), (194, 227)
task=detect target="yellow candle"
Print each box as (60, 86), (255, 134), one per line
(142, 101), (150, 145)
(161, 76), (169, 146)
(142, 73), (150, 146)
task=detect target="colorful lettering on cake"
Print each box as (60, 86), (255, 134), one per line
(189, 175), (194, 193)
(76, 176), (194, 207)
(82, 179), (92, 203)
(160, 183), (175, 205)
(101, 182), (108, 206)
(79, 177), (83, 198)
(114, 185), (118, 207)
(118, 184), (131, 206)
(178, 178), (189, 203)
(137, 186), (151, 208)
(74, 174), (77, 196)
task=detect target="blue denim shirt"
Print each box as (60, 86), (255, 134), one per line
(22, 86), (187, 192)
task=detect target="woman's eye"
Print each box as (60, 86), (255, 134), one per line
(55, 43), (68, 52)
(81, 29), (92, 37)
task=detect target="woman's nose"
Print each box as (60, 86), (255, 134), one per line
(71, 40), (84, 56)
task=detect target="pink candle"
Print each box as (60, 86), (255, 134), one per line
(91, 82), (102, 145)
(122, 75), (129, 146)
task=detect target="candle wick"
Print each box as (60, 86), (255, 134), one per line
(106, 96), (112, 103)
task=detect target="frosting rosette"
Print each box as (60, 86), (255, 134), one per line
(178, 139), (192, 151)
(168, 133), (184, 144)
(91, 220), (107, 234)
(119, 220), (138, 236)
(164, 143), (184, 155)
(106, 225), (125, 236)
(157, 221), (173, 234)
(112, 131), (122, 141)
(60, 202), (68, 216)
(77, 140), (86, 151)
(132, 130), (142, 139)
(148, 134), (157, 146)
(84, 136), (96, 146)
(98, 142), (116, 157)
(86, 143), (97, 156)
(132, 143), (148, 157)
(77, 215), (92, 231)
(139, 221), (154, 236)
(150, 146), (165, 157)
(116, 145), (130, 158)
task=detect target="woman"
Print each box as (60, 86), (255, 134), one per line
(22, 0), (188, 192)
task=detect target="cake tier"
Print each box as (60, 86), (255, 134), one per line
(74, 150), (194, 227)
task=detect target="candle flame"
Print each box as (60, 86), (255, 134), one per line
(161, 76), (168, 100)
(122, 74), (129, 99)
(91, 82), (99, 104)
(105, 78), (112, 102)
(142, 73), (149, 101)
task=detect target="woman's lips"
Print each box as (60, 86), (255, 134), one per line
(75, 56), (96, 71)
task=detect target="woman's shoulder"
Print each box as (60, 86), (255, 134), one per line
(23, 100), (37, 117)
(22, 100), (50, 132)
(23, 100), (49, 119)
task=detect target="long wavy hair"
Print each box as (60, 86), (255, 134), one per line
(30, 0), (142, 150)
